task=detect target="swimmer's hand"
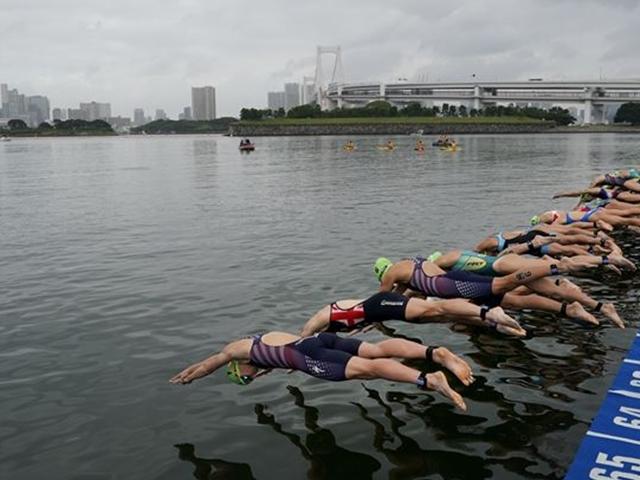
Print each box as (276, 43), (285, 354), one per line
(170, 362), (206, 384)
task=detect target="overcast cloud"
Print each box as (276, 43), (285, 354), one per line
(1, 0), (639, 118)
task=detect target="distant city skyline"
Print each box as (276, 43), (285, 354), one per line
(1, 1), (639, 117)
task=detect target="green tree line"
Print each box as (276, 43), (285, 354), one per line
(240, 101), (577, 126)
(614, 102), (640, 125)
(130, 117), (237, 134)
(2, 118), (114, 132)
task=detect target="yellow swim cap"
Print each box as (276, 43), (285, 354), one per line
(427, 251), (443, 262)
(226, 360), (253, 386)
(373, 257), (392, 282)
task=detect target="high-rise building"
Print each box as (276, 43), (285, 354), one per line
(0, 84), (8, 115)
(133, 108), (146, 126)
(267, 91), (285, 111)
(67, 108), (87, 120)
(284, 83), (301, 111)
(52, 108), (66, 121)
(1, 84), (27, 117)
(155, 109), (167, 120)
(27, 95), (50, 126)
(191, 86), (216, 120)
(180, 106), (192, 120)
(0, 84), (35, 125)
(79, 102), (111, 121)
(107, 116), (132, 132)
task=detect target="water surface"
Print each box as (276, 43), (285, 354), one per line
(1, 133), (639, 479)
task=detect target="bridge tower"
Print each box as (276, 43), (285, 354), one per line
(314, 46), (344, 110)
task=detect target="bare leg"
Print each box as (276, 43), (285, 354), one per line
(492, 257), (593, 294)
(598, 212), (640, 228)
(345, 357), (467, 411)
(357, 340), (474, 386)
(502, 293), (598, 326)
(405, 298), (525, 337)
(525, 278), (624, 327)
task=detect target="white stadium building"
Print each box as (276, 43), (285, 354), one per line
(319, 80), (640, 124)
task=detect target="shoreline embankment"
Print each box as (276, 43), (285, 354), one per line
(229, 122), (640, 137)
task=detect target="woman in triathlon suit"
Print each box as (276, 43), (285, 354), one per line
(473, 226), (610, 258)
(373, 256), (606, 326)
(425, 250), (631, 327)
(299, 291), (524, 337)
(532, 208), (640, 230)
(170, 331), (473, 411)
(589, 169), (640, 192)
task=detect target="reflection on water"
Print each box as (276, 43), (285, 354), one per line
(175, 443), (256, 480)
(255, 386), (381, 480)
(1, 134), (639, 479)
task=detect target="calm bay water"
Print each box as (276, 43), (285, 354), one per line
(1, 133), (639, 480)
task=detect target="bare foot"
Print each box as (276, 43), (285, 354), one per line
(425, 371), (467, 411)
(601, 303), (625, 328)
(595, 220), (614, 232)
(604, 264), (623, 275)
(566, 301), (599, 326)
(486, 306), (527, 337)
(607, 254), (637, 272)
(559, 256), (598, 273)
(432, 347), (475, 386)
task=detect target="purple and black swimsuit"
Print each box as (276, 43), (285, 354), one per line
(408, 257), (503, 307)
(248, 333), (363, 381)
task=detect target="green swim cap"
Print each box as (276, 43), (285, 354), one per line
(427, 251), (443, 262)
(373, 257), (392, 282)
(226, 360), (253, 386)
(530, 215), (541, 226)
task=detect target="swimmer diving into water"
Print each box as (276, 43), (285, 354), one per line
(170, 331), (473, 411)
(299, 291), (524, 337)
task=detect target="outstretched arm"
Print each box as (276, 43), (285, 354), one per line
(170, 340), (249, 385)
(299, 305), (331, 337)
(379, 268), (397, 292)
(473, 237), (497, 254)
(552, 188), (600, 199)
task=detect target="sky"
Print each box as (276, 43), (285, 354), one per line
(2, 0), (639, 118)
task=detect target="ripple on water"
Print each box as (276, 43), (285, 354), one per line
(1, 134), (640, 479)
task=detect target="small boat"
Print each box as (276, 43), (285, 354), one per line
(0, 136), (11, 142)
(377, 141), (396, 151)
(440, 145), (460, 152)
(239, 143), (255, 152)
